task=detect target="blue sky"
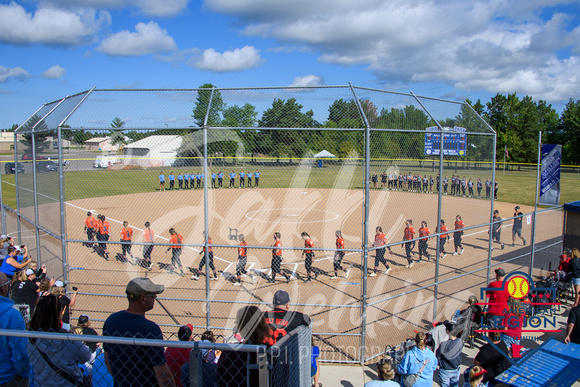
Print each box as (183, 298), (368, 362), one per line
(1, 0), (580, 129)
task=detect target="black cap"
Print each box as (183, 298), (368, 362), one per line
(493, 210), (499, 214)
(78, 315), (89, 325)
(178, 324), (193, 341)
(515, 206), (520, 210)
(495, 268), (506, 277)
(273, 290), (290, 306)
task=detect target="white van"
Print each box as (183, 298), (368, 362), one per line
(94, 154), (120, 168)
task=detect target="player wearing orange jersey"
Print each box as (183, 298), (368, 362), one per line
(268, 232), (290, 283)
(166, 228), (185, 276)
(418, 221), (431, 261)
(233, 234), (253, 285)
(453, 215), (465, 256)
(331, 230), (350, 279)
(120, 221), (135, 263)
(96, 214), (110, 260)
(301, 232), (317, 283)
(402, 220), (416, 268)
(84, 211), (96, 249)
(142, 221), (154, 270)
(437, 219), (450, 259)
(192, 232), (218, 280)
(370, 226), (393, 276)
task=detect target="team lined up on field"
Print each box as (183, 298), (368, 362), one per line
(157, 170), (261, 191)
(371, 172), (499, 199)
(83, 207), (526, 284)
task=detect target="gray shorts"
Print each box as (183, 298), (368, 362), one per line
(512, 228), (522, 237)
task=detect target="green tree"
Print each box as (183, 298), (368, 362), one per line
(222, 103), (258, 128)
(558, 99), (580, 165)
(109, 117), (127, 148)
(192, 83), (225, 127)
(110, 117), (125, 129)
(19, 115), (53, 154)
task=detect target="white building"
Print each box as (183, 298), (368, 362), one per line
(122, 135), (183, 167)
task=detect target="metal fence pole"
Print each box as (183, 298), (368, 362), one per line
(530, 131), (542, 277)
(0, 166), (5, 234)
(350, 83), (370, 365)
(189, 343), (203, 387)
(14, 134), (21, 243)
(257, 350), (269, 387)
(30, 127), (42, 264)
(57, 125), (69, 286)
(487, 134), (497, 284)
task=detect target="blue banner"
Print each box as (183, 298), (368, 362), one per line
(540, 144), (561, 205)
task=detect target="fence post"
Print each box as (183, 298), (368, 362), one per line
(30, 125), (42, 264)
(530, 132), (542, 277)
(350, 83), (370, 365)
(257, 349), (269, 387)
(13, 132), (21, 243)
(487, 134), (497, 284)
(57, 125), (69, 287)
(0, 170), (5, 234)
(189, 344), (203, 387)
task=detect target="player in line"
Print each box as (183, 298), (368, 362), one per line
(267, 232), (290, 283)
(233, 234), (253, 286)
(96, 214), (110, 260)
(402, 220), (416, 268)
(418, 221), (431, 262)
(166, 228), (185, 276)
(453, 215), (465, 256)
(84, 211), (96, 249)
(437, 219), (449, 259)
(512, 206), (527, 247)
(229, 171), (236, 188)
(370, 226), (393, 276)
(159, 172), (165, 191)
(301, 232), (317, 283)
(330, 230), (350, 279)
(192, 232), (218, 280)
(120, 221), (135, 263)
(490, 210), (505, 250)
(142, 221), (154, 271)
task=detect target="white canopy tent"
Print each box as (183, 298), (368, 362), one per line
(313, 150), (336, 158)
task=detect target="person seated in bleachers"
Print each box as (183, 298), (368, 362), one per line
(166, 324), (193, 387)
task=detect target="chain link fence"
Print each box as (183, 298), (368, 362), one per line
(0, 85), (568, 366)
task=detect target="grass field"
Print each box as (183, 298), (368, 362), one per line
(1, 162), (579, 209)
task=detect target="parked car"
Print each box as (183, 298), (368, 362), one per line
(22, 154), (47, 161)
(36, 160), (58, 172)
(94, 154), (120, 168)
(4, 162), (25, 174)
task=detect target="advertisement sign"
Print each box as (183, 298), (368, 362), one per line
(539, 144), (562, 205)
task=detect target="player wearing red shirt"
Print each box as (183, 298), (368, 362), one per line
(193, 232), (217, 280)
(84, 211), (96, 249)
(268, 232), (290, 283)
(301, 232), (316, 283)
(331, 230), (350, 279)
(486, 268), (509, 316)
(120, 221), (135, 263)
(438, 219), (449, 259)
(402, 220), (416, 268)
(453, 215), (465, 256)
(418, 221), (431, 261)
(234, 234), (253, 285)
(370, 226), (393, 276)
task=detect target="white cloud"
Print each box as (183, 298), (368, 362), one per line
(98, 21), (177, 56)
(41, 65), (66, 79)
(189, 46), (263, 72)
(0, 2), (110, 45)
(204, 0), (580, 103)
(43, 0), (189, 17)
(289, 75), (324, 87)
(0, 66), (30, 83)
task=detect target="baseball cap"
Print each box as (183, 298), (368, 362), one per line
(495, 268), (506, 277)
(54, 280), (64, 287)
(25, 269), (34, 276)
(493, 210), (499, 214)
(0, 234), (6, 239)
(78, 315), (89, 325)
(178, 324), (193, 341)
(514, 206), (520, 210)
(126, 277), (164, 298)
(273, 290), (290, 306)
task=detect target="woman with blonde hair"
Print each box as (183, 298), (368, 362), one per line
(51, 281), (77, 331)
(570, 248), (580, 306)
(364, 358), (398, 386)
(463, 365), (486, 387)
(398, 332), (438, 387)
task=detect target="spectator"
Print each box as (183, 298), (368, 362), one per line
(217, 306), (271, 387)
(51, 281), (77, 331)
(10, 270), (27, 302)
(460, 296), (483, 328)
(564, 301), (580, 344)
(264, 290), (311, 344)
(74, 314), (99, 353)
(398, 332), (438, 387)
(463, 365), (486, 387)
(38, 277), (52, 298)
(12, 269), (40, 315)
(0, 271), (30, 386)
(312, 337), (321, 387)
(569, 248), (580, 307)
(0, 246), (31, 280)
(181, 330), (218, 387)
(501, 297), (524, 347)
(473, 331), (510, 384)
(27, 261), (47, 282)
(0, 235), (13, 258)
(102, 277), (174, 387)
(364, 358), (398, 386)
(436, 322), (463, 387)
(428, 322), (448, 353)
(165, 324), (193, 387)
(27, 294), (92, 386)
(486, 268), (509, 319)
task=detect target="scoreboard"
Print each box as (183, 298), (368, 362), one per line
(424, 126), (467, 156)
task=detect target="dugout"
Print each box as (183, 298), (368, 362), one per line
(563, 200), (580, 250)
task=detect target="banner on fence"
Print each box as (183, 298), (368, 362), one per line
(540, 144), (562, 205)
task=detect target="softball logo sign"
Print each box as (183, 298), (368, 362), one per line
(477, 271), (562, 363)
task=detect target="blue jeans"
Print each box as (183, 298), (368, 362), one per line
(501, 333), (520, 347)
(438, 368), (460, 387)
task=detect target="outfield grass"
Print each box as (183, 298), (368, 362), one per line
(1, 163), (579, 209)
